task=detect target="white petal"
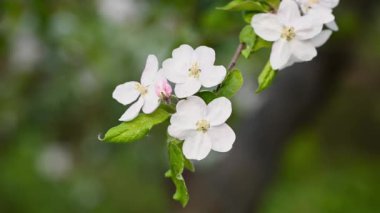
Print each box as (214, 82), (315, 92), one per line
(162, 58), (189, 84)
(142, 86), (160, 114)
(320, 0), (339, 9)
(270, 39), (292, 70)
(310, 30), (332, 48)
(172, 44), (194, 62)
(195, 46), (215, 67)
(208, 124), (236, 152)
(174, 79), (202, 98)
(168, 125), (195, 141)
(293, 15), (323, 40)
(251, 14), (282, 41)
(280, 55), (299, 70)
(119, 97), (144, 121)
(141, 55), (159, 86)
(326, 20), (339, 31)
(290, 40), (317, 61)
(278, 0), (301, 25)
(199, 65), (226, 88)
(308, 7), (334, 24)
(175, 96), (207, 117)
(112, 81), (140, 105)
(206, 97), (232, 126)
(182, 132), (212, 160)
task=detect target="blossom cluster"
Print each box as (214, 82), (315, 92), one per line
(112, 45), (236, 160)
(251, 0), (339, 70)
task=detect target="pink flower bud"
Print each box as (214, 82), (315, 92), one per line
(155, 78), (172, 99)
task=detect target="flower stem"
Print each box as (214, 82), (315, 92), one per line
(227, 43), (245, 71)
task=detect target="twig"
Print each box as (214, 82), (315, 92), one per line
(227, 43), (245, 71)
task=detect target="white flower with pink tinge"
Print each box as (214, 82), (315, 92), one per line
(162, 44), (227, 98)
(112, 55), (171, 121)
(168, 96), (236, 160)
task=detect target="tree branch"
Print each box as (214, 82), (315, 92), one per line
(227, 43), (245, 71)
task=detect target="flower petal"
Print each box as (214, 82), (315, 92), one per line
(142, 86), (160, 114)
(293, 15), (323, 40)
(175, 96), (206, 117)
(112, 81), (140, 105)
(290, 40), (317, 61)
(182, 132), (212, 160)
(119, 97), (144, 121)
(308, 7), (334, 24)
(251, 14), (282, 42)
(141, 54), (159, 86)
(168, 125), (196, 141)
(326, 20), (339, 31)
(320, 0), (340, 9)
(310, 30), (332, 48)
(162, 58), (189, 84)
(199, 65), (226, 88)
(208, 124), (236, 152)
(206, 97), (232, 126)
(174, 78), (202, 98)
(270, 39), (292, 70)
(172, 44), (194, 62)
(278, 0), (301, 25)
(195, 46), (215, 67)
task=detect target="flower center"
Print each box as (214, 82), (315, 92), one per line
(188, 63), (201, 79)
(135, 83), (148, 96)
(196, 119), (210, 133)
(281, 26), (296, 41)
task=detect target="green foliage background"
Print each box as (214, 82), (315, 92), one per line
(0, 0), (379, 212)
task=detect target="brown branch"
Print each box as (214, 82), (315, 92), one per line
(227, 43), (245, 71)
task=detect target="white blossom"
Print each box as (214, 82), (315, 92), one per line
(168, 96), (236, 160)
(112, 55), (163, 121)
(282, 29), (333, 68)
(162, 45), (227, 98)
(251, 0), (323, 70)
(296, 0), (339, 31)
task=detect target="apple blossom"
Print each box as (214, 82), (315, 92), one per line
(162, 44), (227, 98)
(282, 29), (333, 68)
(168, 96), (236, 160)
(112, 54), (162, 121)
(155, 70), (173, 100)
(251, 0), (323, 70)
(296, 0), (339, 31)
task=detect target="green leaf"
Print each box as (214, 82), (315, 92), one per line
(239, 25), (256, 59)
(218, 0), (266, 12)
(197, 91), (218, 104)
(165, 170), (189, 207)
(168, 138), (185, 178)
(256, 61), (277, 93)
(218, 69), (244, 98)
(184, 158), (195, 172)
(166, 137), (190, 207)
(252, 37), (271, 52)
(101, 108), (170, 143)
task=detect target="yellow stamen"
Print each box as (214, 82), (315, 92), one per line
(196, 119), (210, 133)
(135, 83), (148, 96)
(188, 63), (201, 79)
(281, 26), (296, 41)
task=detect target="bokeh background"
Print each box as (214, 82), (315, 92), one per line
(0, 0), (379, 212)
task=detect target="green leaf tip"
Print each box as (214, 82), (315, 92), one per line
(102, 108), (170, 143)
(217, 0), (266, 12)
(256, 61), (277, 93)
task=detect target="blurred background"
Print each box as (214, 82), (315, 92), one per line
(0, 0), (379, 212)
